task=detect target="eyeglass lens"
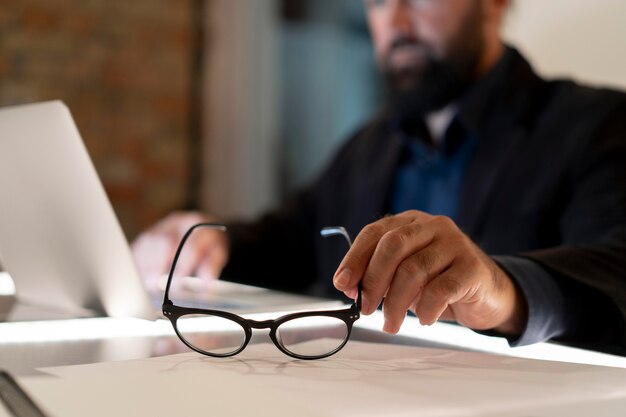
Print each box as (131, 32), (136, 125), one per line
(175, 314), (247, 356)
(276, 316), (349, 357)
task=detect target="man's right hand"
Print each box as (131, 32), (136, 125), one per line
(131, 211), (229, 292)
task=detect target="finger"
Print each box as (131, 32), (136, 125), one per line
(195, 238), (229, 282)
(439, 306), (456, 322)
(333, 212), (422, 292)
(131, 233), (177, 290)
(361, 221), (438, 315)
(160, 211), (207, 235)
(343, 287), (358, 300)
(381, 241), (453, 333)
(414, 267), (470, 326)
(207, 239), (229, 279)
(174, 231), (212, 279)
(179, 226), (230, 283)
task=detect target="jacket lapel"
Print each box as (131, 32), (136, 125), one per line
(455, 47), (542, 239)
(456, 123), (526, 237)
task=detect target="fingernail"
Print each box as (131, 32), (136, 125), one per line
(361, 298), (370, 314)
(345, 287), (357, 300)
(333, 268), (351, 288)
(383, 321), (396, 334)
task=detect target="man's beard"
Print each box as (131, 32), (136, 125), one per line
(383, 7), (485, 126)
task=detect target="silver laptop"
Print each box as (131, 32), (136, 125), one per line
(0, 101), (332, 320)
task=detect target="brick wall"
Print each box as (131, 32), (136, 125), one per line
(0, 0), (199, 239)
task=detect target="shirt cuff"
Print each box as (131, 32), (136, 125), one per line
(491, 255), (569, 347)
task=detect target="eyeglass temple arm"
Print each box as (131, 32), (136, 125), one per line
(162, 223), (228, 305)
(320, 227), (362, 311)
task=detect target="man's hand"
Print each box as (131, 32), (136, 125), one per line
(131, 211), (229, 291)
(333, 211), (527, 335)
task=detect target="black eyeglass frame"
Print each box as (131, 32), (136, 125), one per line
(162, 223), (362, 360)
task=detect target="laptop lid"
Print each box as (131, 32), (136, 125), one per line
(0, 101), (155, 319)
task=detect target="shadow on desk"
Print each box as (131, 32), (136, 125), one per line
(351, 326), (472, 353)
(0, 295), (16, 319)
(0, 296), (95, 322)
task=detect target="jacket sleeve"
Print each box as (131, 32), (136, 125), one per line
(220, 186), (319, 293)
(523, 99), (626, 352)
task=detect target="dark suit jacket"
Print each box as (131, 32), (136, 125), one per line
(223, 47), (626, 352)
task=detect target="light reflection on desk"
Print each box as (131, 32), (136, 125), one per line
(0, 313), (462, 377)
(3, 311), (626, 377)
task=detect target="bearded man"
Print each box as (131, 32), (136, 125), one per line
(134, 0), (626, 353)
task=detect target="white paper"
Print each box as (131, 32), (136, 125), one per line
(30, 340), (626, 417)
(20, 372), (323, 417)
(0, 402), (12, 417)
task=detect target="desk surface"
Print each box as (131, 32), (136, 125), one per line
(2, 307), (626, 378)
(2, 269), (626, 376)
(2, 277), (626, 417)
(4, 316), (626, 417)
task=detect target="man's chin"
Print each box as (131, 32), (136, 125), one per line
(385, 68), (425, 93)
(387, 78), (459, 120)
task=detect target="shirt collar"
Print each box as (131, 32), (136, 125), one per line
(425, 104), (457, 146)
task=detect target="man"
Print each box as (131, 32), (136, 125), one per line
(133, 0), (626, 352)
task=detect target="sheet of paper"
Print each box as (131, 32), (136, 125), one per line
(32, 340), (626, 417)
(19, 372), (323, 417)
(0, 401), (12, 417)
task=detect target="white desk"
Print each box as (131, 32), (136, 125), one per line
(2, 306), (626, 377)
(3, 279), (626, 417)
(3, 314), (626, 417)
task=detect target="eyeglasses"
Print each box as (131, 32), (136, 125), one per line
(162, 224), (361, 360)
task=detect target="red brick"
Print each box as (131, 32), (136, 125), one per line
(65, 12), (98, 37)
(1, 0), (195, 238)
(21, 9), (62, 31)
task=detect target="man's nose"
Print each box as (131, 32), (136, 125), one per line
(388, 0), (415, 35)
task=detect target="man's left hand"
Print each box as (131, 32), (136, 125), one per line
(332, 211), (527, 335)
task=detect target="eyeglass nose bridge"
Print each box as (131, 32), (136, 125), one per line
(247, 319), (275, 329)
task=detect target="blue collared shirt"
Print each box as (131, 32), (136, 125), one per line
(390, 121), (475, 220)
